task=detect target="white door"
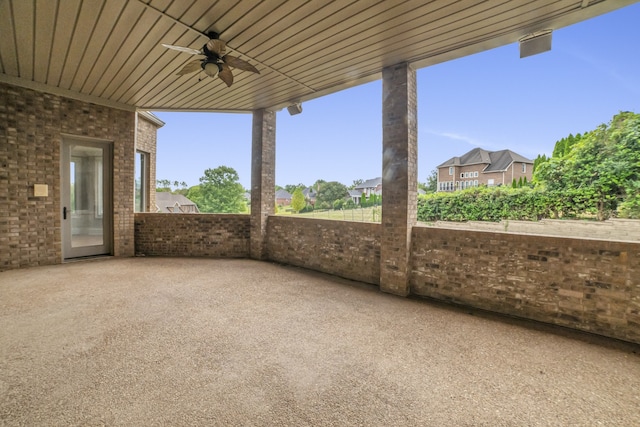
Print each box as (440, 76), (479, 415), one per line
(61, 137), (112, 259)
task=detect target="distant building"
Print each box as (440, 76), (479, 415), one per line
(348, 189), (363, 205)
(354, 177), (382, 197)
(155, 192), (200, 213)
(302, 187), (317, 206)
(275, 189), (292, 206)
(437, 148), (533, 192)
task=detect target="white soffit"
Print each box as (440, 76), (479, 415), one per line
(0, 0), (636, 112)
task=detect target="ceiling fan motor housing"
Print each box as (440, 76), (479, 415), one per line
(202, 44), (221, 60)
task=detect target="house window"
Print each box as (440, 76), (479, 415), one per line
(134, 150), (149, 212)
(449, 166), (454, 175)
(522, 163), (526, 173)
(488, 178), (495, 187)
(474, 180), (478, 187)
(460, 173), (464, 178)
(474, 171), (478, 177)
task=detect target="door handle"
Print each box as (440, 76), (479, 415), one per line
(63, 206), (67, 220)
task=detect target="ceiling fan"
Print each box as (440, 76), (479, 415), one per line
(162, 32), (259, 87)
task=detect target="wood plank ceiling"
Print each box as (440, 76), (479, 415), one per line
(0, 0), (637, 112)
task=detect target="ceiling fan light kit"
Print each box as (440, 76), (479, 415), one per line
(203, 62), (219, 78)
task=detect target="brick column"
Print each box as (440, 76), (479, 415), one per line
(380, 62), (418, 296)
(250, 109), (276, 260)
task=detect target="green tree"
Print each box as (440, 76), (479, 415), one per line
(313, 179), (326, 190)
(157, 179), (188, 194)
(188, 166), (246, 213)
(156, 179), (171, 192)
(291, 188), (306, 213)
(551, 133), (584, 159)
(361, 193), (369, 207)
(535, 112), (640, 219)
(349, 179), (363, 190)
(284, 183), (306, 194)
(316, 181), (348, 208)
(419, 169), (438, 193)
(532, 154), (548, 175)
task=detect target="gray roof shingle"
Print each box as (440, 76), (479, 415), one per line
(438, 148), (533, 172)
(275, 189), (292, 199)
(155, 192), (200, 213)
(354, 177), (382, 190)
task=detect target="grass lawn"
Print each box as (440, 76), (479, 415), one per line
(276, 207), (381, 222)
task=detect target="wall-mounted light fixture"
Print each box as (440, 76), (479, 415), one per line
(519, 30), (552, 58)
(287, 103), (302, 115)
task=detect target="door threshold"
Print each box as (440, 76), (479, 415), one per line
(63, 254), (113, 263)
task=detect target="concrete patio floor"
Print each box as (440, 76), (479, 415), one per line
(1, 258), (639, 426)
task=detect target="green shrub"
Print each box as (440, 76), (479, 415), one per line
(417, 186), (552, 222)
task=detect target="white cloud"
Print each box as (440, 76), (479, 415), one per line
(424, 129), (502, 150)
(439, 131), (481, 146)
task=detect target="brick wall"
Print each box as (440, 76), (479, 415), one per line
(135, 213), (250, 258)
(425, 218), (640, 242)
(410, 225), (640, 343)
(0, 82), (135, 270)
(266, 216), (381, 285)
(135, 114), (158, 212)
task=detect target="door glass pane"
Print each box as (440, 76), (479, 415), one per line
(70, 145), (104, 248)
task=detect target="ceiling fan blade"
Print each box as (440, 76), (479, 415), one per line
(176, 59), (202, 76)
(162, 44), (202, 55)
(206, 39), (226, 56)
(224, 55), (260, 74)
(217, 63), (233, 87)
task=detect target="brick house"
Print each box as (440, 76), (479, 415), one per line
(155, 192), (200, 213)
(302, 187), (317, 206)
(354, 177), (382, 197)
(436, 148), (533, 192)
(275, 189), (292, 206)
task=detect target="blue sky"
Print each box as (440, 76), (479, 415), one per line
(154, 3), (640, 190)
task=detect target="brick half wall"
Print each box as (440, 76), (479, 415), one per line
(266, 217), (381, 285)
(410, 225), (640, 343)
(135, 213), (250, 258)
